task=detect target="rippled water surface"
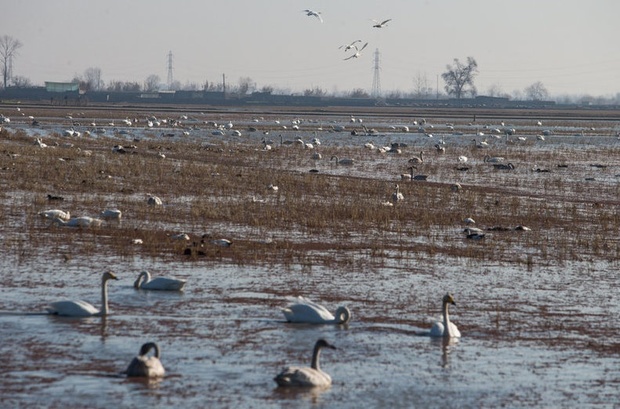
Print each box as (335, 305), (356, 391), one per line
(1, 252), (618, 408)
(1, 107), (619, 408)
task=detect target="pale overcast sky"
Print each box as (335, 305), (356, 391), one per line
(3, 0), (619, 97)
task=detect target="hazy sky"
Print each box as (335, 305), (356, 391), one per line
(4, 0), (619, 97)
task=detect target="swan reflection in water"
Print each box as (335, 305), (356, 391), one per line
(432, 336), (460, 369)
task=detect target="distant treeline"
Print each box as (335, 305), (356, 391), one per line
(0, 87), (564, 109)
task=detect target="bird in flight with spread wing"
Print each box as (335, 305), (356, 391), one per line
(372, 18), (392, 28)
(303, 9), (323, 23)
(344, 42), (369, 60)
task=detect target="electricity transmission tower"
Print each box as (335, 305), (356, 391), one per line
(167, 51), (174, 90)
(371, 49), (381, 97)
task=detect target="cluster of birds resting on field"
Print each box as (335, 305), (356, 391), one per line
(43, 269), (460, 386)
(303, 8), (392, 61)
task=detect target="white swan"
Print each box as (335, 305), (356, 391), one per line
(100, 208), (122, 220)
(274, 339), (337, 387)
(391, 183), (404, 204)
(53, 216), (103, 228)
(39, 209), (70, 221)
(282, 296), (351, 324)
(330, 155), (355, 166)
(124, 342), (165, 378)
(408, 151), (424, 164)
(134, 271), (186, 291)
(47, 271), (118, 317)
(147, 195), (163, 206)
(484, 154), (505, 163)
(430, 293), (461, 338)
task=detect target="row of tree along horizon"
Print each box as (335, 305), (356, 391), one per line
(0, 85), (560, 109)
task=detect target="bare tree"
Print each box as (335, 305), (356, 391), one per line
(11, 75), (32, 88)
(524, 81), (549, 101)
(144, 74), (161, 92)
(84, 67), (103, 91)
(303, 86), (326, 97)
(349, 88), (370, 98)
(486, 83), (505, 98)
(238, 77), (255, 95)
(0, 35), (23, 89)
(441, 57), (478, 99)
(413, 72), (432, 98)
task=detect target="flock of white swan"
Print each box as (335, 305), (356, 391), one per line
(43, 270), (460, 386)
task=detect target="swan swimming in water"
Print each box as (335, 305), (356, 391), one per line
(282, 296), (351, 324)
(147, 195), (163, 206)
(330, 155), (355, 166)
(408, 151), (424, 164)
(124, 342), (165, 378)
(100, 208), (122, 220)
(274, 339), (337, 387)
(52, 216), (103, 228)
(39, 209), (70, 221)
(430, 293), (461, 338)
(134, 271), (186, 291)
(47, 272), (118, 317)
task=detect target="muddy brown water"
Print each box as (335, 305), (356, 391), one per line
(0, 105), (619, 408)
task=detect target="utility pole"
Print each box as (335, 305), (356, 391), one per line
(222, 73), (226, 96)
(167, 51), (174, 90)
(371, 49), (381, 98)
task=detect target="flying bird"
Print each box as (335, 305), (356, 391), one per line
(344, 42), (369, 60)
(372, 19), (392, 28)
(339, 40), (362, 52)
(303, 9), (323, 23)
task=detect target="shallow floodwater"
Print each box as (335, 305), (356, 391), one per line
(1, 251), (618, 408)
(1, 111), (620, 408)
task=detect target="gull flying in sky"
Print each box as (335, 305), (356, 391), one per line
(344, 42), (369, 60)
(339, 40), (362, 52)
(303, 9), (323, 23)
(372, 19), (392, 28)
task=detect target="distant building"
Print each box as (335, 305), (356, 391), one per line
(45, 81), (79, 93)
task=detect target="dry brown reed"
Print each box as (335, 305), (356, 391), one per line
(2, 106), (620, 271)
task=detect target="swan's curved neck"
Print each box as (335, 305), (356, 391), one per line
(442, 301), (452, 337)
(334, 307), (350, 324)
(139, 271), (150, 285)
(311, 344), (323, 370)
(101, 278), (110, 316)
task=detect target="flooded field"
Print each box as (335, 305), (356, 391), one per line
(0, 104), (619, 408)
